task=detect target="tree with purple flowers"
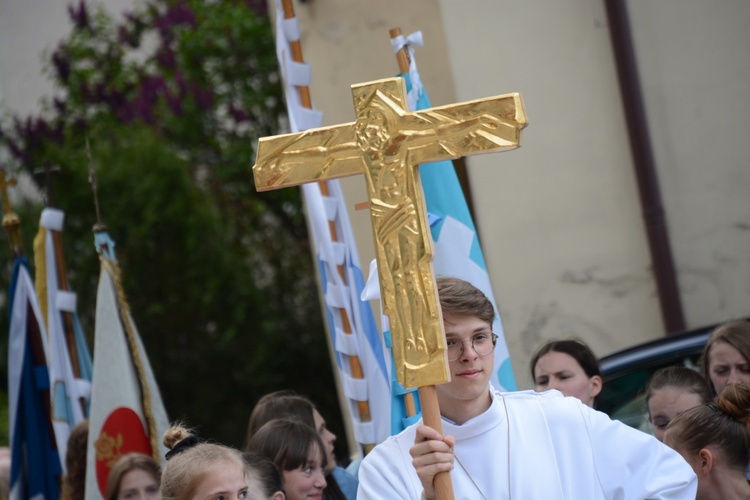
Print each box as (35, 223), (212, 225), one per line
(0, 0), (344, 453)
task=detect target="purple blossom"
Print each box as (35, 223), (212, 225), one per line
(103, 89), (126, 111)
(170, 3), (197, 27)
(175, 71), (187, 97)
(52, 45), (71, 83)
(228, 104), (248, 123)
(246, 0), (268, 16)
(53, 97), (67, 115)
(140, 75), (165, 104)
(79, 82), (92, 103)
(67, 1), (90, 31)
(34, 117), (50, 138)
(6, 138), (24, 162)
(118, 25), (141, 48)
(191, 84), (213, 111)
(115, 103), (135, 123)
(154, 2), (196, 40)
(134, 96), (155, 124)
(156, 46), (177, 69)
(50, 121), (64, 144)
(165, 91), (183, 116)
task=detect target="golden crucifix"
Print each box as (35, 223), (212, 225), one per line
(254, 77), (526, 389)
(0, 171), (21, 253)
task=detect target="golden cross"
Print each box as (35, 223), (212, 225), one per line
(0, 170), (22, 253)
(253, 77), (526, 388)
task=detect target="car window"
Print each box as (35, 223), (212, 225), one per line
(598, 353), (704, 436)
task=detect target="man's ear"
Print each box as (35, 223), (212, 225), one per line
(272, 492), (286, 500)
(697, 448), (714, 476)
(590, 375), (603, 398)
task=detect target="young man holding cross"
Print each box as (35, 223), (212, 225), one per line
(357, 277), (697, 499)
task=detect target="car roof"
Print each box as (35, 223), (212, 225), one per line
(599, 326), (712, 379)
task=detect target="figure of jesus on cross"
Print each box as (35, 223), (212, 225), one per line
(254, 76), (526, 390)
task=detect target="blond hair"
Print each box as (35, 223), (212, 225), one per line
(160, 424), (244, 500)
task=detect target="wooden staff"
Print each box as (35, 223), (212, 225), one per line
(390, 26), (454, 500)
(281, 0), (375, 454)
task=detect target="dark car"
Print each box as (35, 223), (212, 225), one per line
(596, 325), (713, 432)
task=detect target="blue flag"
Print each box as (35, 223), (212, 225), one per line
(8, 257), (62, 500)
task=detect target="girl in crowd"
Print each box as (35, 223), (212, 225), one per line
(243, 452), (286, 500)
(105, 453), (160, 500)
(246, 391), (354, 499)
(644, 366), (713, 442)
(701, 320), (750, 394)
(62, 420), (89, 500)
(664, 384), (750, 500)
(530, 339), (603, 407)
(161, 424), (248, 500)
(247, 419), (327, 500)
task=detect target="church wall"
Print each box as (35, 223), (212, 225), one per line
(626, 0), (750, 331)
(437, 0), (750, 387)
(437, 0), (660, 387)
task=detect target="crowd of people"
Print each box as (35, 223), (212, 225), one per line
(53, 279), (750, 499)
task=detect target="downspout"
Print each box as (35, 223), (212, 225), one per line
(603, 0), (686, 334)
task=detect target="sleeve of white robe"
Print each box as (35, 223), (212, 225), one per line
(357, 431), (422, 499)
(580, 402), (698, 499)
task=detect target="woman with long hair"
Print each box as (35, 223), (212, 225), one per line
(105, 453), (160, 500)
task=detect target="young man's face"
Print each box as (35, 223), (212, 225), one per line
(436, 312), (494, 420)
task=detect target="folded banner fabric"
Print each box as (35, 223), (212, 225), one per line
(84, 232), (169, 498)
(8, 257), (62, 500)
(273, 1), (392, 450)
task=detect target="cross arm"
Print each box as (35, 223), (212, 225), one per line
(253, 123), (366, 191)
(403, 92), (527, 165)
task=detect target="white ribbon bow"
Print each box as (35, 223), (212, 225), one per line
(390, 31), (425, 111)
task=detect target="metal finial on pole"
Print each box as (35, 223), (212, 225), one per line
(0, 170), (22, 255)
(86, 136), (106, 232)
(32, 162), (61, 208)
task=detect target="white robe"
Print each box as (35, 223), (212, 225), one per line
(358, 389), (696, 499)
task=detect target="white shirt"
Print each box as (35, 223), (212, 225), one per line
(358, 389), (696, 499)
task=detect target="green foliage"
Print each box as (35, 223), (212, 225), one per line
(0, 0), (345, 453)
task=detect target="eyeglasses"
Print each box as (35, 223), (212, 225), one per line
(446, 332), (498, 362)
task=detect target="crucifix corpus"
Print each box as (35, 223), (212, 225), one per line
(253, 76), (526, 496)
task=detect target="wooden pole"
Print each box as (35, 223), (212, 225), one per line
(391, 26), (454, 500)
(281, 0), (375, 454)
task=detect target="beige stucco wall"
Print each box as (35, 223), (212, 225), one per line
(0, 0), (133, 115)
(627, 0), (750, 329)
(436, 1), (661, 388)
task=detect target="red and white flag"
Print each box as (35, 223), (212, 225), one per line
(84, 232), (168, 498)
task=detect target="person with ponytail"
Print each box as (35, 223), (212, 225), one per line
(160, 423), (248, 500)
(664, 384), (750, 499)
